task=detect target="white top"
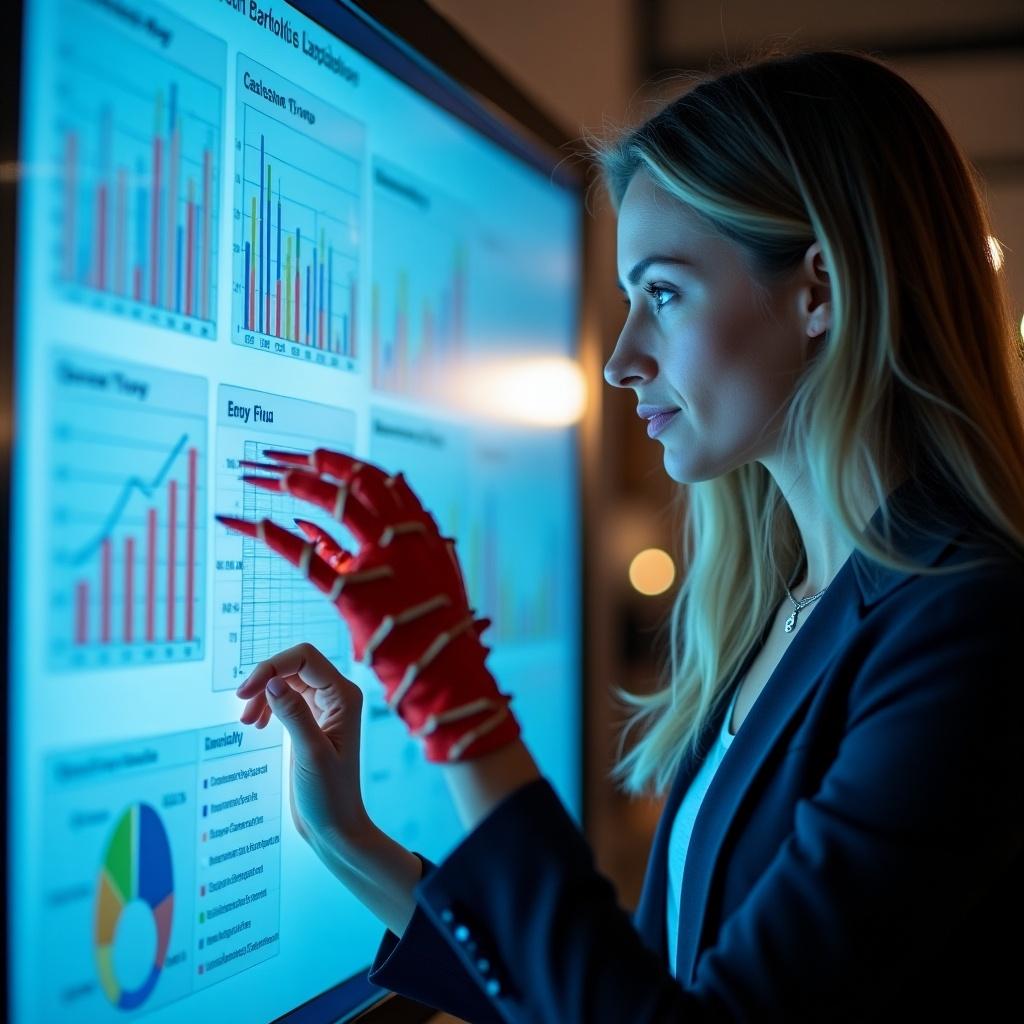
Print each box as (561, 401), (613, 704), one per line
(666, 684), (741, 976)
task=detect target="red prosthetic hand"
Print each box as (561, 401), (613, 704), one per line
(216, 448), (521, 763)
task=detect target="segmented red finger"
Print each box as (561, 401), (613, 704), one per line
(244, 469), (380, 545)
(215, 514), (341, 596)
(294, 518), (353, 570)
(265, 447), (405, 518)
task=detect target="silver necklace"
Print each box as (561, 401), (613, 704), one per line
(782, 568), (828, 633)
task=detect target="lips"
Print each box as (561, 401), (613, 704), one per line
(647, 409), (680, 438)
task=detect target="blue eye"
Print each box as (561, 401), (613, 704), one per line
(643, 282), (675, 312)
(620, 283), (677, 313)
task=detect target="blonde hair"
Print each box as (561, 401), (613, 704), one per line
(587, 47), (1024, 798)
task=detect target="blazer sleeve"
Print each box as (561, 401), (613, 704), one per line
(368, 568), (1024, 1022)
(367, 852), (510, 1024)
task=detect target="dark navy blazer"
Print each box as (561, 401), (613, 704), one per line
(365, 475), (1024, 1022)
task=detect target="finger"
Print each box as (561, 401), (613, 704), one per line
(271, 447), (409, 521)
(233, 642), (348, 703)
(254, 701), (274, 729)
(215, 515), (343, 596)
(240, 691), (268, 725)
(294, 518), (354, 570)
(264, 676), (328, 762)
(242, 470), (381, 546)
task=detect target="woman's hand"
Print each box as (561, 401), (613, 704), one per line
(237, 641), (373, 857)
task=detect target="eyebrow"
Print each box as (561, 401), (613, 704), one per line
(616, 255), (696, 291)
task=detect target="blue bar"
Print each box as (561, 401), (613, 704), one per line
(194, 204), (201, 316)
(175, 225), (182, 312)
(319, 256), (325, 349)
(328, 248), (333, 353)
(244, 241), (251, 329)
(258, 134), (264, 333)
(306, 265), (310, 341)
(311, 245), (317, 344)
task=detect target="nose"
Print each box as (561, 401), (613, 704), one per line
(603, 323), (655, 389)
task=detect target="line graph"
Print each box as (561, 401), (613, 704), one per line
(50, 354), (207, 670)
(212, 386), (357, 690)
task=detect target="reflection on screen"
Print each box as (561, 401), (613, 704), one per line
(10, 0), (582, 1021)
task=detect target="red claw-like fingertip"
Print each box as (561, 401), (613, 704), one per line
(262, 448), (312, 466)
(294, 518), (323, 541)
(215, 514), (261, 538)
(241, 474), (286, 491)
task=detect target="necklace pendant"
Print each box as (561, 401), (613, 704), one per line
(784, 611), (797, 632)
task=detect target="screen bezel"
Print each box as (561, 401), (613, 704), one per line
(2, 1), (590, 1021)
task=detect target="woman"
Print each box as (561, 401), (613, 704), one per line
(217, 48), (1024, 1022)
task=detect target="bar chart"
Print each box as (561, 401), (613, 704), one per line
(55, 0), (224, 337)
(232, 57), (363, 370)
(371, 160), (471, 398)
(50, 355), (207, 670)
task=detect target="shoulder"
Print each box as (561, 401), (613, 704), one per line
(848, 530), (1023, 717)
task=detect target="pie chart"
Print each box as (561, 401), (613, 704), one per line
(94, 802), (175, 1009)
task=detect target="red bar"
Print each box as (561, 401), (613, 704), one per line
(294, 270), (300, 340)
(95, 183), (108, 291)
(115, 168), (127, 296)
(146, 508), (156, 642)
(101, 538), (111, 643)
(75, 581), (88, 644)
(166, 127), (179, 311)
(150, 137), (162, 306)
(133, 265), (142, 302)
(64, 133), (77, 282)
(275, 280), (281, 336)
(202, 148), (211, 320)
(186, 447), (196, 642)
(167, 480), (177, 641)
(124, 536), (134, 643)
(185, 191), (194, 317)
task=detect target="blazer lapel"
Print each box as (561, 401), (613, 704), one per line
(633, 475), (972, 982)
(673, 560), (864, 982)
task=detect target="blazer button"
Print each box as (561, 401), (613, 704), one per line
(454, 924), (470, 943)
(476, 957), (491, 973)
(441, 909), (455, 925)
(485, 978), (502, 997)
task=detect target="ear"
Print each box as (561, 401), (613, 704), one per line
(801, 240), (831, 341)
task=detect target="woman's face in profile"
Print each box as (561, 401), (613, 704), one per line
(604, 167), (822, 484)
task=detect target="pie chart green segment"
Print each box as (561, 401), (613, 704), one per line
(94, 802), (175, 1010)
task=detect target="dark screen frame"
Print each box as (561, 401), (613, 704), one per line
(2, 1), (590, 1021)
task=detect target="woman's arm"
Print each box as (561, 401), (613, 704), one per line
(317, 825), (425, 939)
(440, 737), (542, 832)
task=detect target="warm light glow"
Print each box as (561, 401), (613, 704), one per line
(448, 354), (588, 427)
(987, 235), (1005, 271)
(629, 547), (676, 596)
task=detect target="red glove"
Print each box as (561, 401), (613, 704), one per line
(216, 448), (522, 763)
